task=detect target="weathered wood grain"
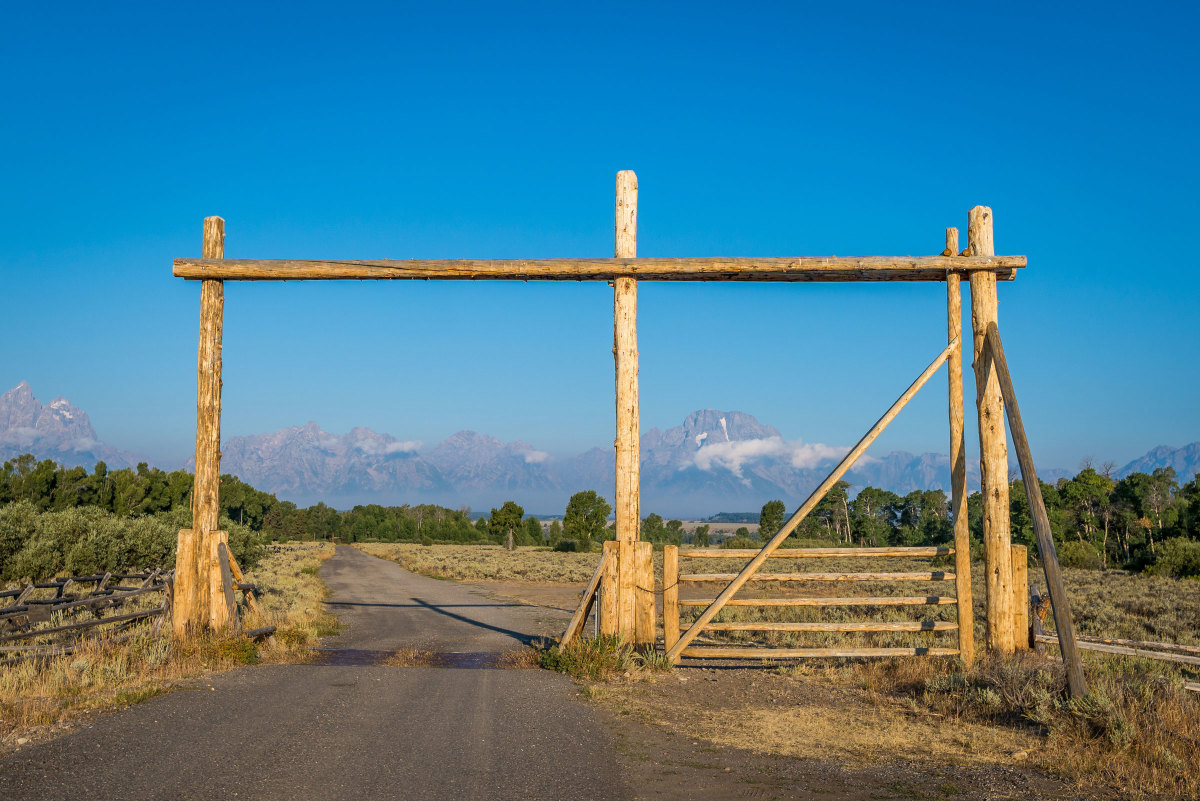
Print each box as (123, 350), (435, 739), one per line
(679, 546), (952, 558)
(677, 596), (957, 607)
(692, 621), (958, 633)
(173, 254), (1026, 282)
(968, 206), (1015, 655)
(680, 646), (960, 659)
(678, 572), (955, 583)
(663, 545), (680, 651)
(946, 251), (975, 666)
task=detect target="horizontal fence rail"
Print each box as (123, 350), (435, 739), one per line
(679, 571), (955, 583)
(664, 544), (966, 662)
(0, 570), (173, 666)
(676, 596), (958, 607)
(173, 255), (1026, 283)
(680, 547), (954, 559)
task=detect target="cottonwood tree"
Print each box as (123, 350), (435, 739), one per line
(563, 490), (611, 551)
(758, 499), (786, 542)
(489, 501), (524, 550)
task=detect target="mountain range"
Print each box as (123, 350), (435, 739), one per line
(3, 381), (1198, 517)
(0, 382), (136, 469)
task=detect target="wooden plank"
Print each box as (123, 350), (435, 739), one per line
(986, 323), (1087, 695)
(173, 255), (1026, 282)
(216, 541), (236, 629)
(665, 338), (957, 664)
(678, 596), (957, 607)
(0, 606), (168, 644)
(679, 572), (955, 582)
(679, 547), (952, 558)
(663, 545), (680, 651)
(631, 541), (655, 647)
(599, 540), (620, 637)
(1012, 544), (1029, 650)
(968, 206), (1015, 655)
(224, 552), (261, 615)
(680, 646), (960, 659)
(560, 549), (609, 646)
(1070, 635), (1200, 656)
(693, 621), (958, 633)
(0, 584), (165, 623)
(946, 240), (975, 667)
(1033, 635), (1200, 667)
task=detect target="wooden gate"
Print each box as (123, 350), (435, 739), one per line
(662, 340), (975, 665)
(663, 545), (966, 661)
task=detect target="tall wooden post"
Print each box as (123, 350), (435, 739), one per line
(173, 216), (233, 636)
(966, 206), (1015, 654)
(605, 170), (654, 646)
(945, 227), (975, 666)
(614, 170), (639, 543)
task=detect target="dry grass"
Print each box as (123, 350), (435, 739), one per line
(0, 542), (337, 750)
(354, 542), (607, 583)
(385, 647), (439, 667)
(242, 542), (342, 659)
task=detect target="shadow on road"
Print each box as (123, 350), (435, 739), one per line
(410, 598), (542, 646)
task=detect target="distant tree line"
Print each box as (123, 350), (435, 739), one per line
(4, 453), (1197, 579)
(745, 465), (1200, 577)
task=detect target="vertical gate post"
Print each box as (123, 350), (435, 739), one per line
(967, 206), (1015, 654)
(1011, 544), (1029, 650)
(945, 227), (975, 666)
(605, 170), (654, 645)
(174, 216), (233, 636)
(663, 544), (680, 652)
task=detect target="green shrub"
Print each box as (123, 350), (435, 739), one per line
(0, 501), (264, 582)
(1152, 538), (1200, 579)
(1058, 541), (1103, 570)
(553, 540), (578, 552)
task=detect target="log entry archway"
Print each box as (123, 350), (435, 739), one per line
(171, 171), (1078, 687)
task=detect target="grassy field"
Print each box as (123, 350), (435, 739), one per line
(362, 541), (1200, 798)
(0, 542), (338, 751)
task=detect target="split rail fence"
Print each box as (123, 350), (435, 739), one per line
(0, 570), (173, 666)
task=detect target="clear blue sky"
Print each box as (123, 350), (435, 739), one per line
(2, 1), (1197, 470)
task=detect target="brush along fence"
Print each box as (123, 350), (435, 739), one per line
(0, 570), (173, 665)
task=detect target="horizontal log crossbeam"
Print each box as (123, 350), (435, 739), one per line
(173, 256), (1025, 283)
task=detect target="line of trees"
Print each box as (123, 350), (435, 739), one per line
(759, 465), (1200, 577)
(4, 453), (1197, 578)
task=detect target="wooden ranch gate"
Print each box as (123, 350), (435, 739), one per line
(172, 171), (1085, 693)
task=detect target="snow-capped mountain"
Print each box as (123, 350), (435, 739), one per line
(0, 382), (135, 468)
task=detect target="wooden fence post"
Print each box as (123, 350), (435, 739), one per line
(1011, 544), (1029, 650)
(663, 545), (680, 652)
(604, 170), (655, 646)
(174, 216), (232, 637)
(945, 227), (975, 666)
(599, 540), (620, 637)
(967, 206), (1015, 654)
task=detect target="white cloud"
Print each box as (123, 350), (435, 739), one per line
(523, 450), (549, 464)
(688, 436), (846, 478)
(353, 439), (422, 456)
